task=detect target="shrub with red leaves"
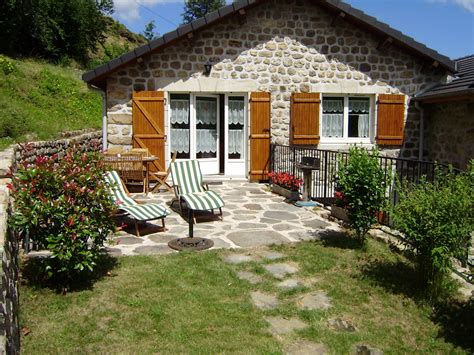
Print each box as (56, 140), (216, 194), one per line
(9, 148), (117, 287)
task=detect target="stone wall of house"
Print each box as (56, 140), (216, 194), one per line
(0, 150), (20, 354)
(424, 101), (474, 169)
(105, 0), (447, 159)
(13, 129), (102, 168)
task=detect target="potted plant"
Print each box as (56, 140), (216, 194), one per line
(268, 171), (302, 201)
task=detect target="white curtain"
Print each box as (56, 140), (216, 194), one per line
(196, 99), (217, 154)
(323, 98), (344, 113)
(349, 99), (370, 138)
(228, 100), (244, 125)
(170, 100), (189, 124)
(170, 99), (190, 154)
(196, 100), (217, 125)
(228, 130), (244, 155)
(322, 114), (344, 137)
(196, 129), (217, 153)
(228, 99), (244, 157)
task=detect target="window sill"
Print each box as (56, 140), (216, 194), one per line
(318, 141), (375, 151)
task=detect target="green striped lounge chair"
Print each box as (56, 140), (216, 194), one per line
(105, 171), (171, 236)
(170, 160), (224, 221)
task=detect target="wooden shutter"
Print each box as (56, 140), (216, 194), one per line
(291, 93), (321, 145)
(132, 91), (165, 172)
(376, 94), (405, 146)
(249, 92), (271, 182)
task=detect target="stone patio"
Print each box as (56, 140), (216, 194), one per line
(108, 181), (339, 256)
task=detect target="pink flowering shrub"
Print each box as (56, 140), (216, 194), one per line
(268, 171), (302, 192)
(9, 147), (117, 287)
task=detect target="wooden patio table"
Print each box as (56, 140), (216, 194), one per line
(141, 156), (159, 195)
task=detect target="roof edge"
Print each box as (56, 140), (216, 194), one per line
(82, 0), (456, 86)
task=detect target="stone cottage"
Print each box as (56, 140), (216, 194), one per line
(82, 0), (456, 181)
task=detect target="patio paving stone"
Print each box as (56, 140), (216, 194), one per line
(277, 279), (301, 290)
(115, 236), (144, 245)
(296, 291), (332, 311)
(264, 316), (307, 335)
(273, 224), (297, 232)
(227, 230), (289, 248)
(224, 254), (254, 264)
(251, 291), (279, 310)
(237, 223), (268, 229)
(236, 271), (263, 284)
(263, 211), (299, 221)
(264, 263), (299, 279)
(134, 245), (174, 255)
(301, 219), (331, 229)
(284, 341), (328, 354)
(243, 203), (263, 210)
(257, 250), (286, 260)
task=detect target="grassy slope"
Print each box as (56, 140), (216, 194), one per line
(0, 57), (102, 150)
(0, 17), (145, 150)
(20, 240), (471, 354)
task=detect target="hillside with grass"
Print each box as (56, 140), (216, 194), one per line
(0, 18), (145, 150)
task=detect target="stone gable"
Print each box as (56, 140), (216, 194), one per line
(106, 0), (447, 158)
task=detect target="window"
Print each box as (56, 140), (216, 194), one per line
(170, 94), (190, 159)
(322, 96), (371, 141)
(227, 96), (245, 160)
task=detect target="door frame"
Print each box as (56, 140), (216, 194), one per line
(224, 93), (248, 177)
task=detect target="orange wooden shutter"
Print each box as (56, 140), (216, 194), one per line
(249, 92), (271, 182)
(132, 91), (165, 172)
(376, 94), (405, 146)
(291, 93), (321, 145)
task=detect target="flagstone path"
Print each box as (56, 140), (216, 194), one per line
(107, 181), (340, 256)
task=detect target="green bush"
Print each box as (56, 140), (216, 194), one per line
(9, 148), (117, 289)
(392, 162), (474, 301)
(0, 55), (16, 75)
(336, 146), (388, 244)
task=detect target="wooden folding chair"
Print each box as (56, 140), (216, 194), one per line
(150, 151), (177, 193)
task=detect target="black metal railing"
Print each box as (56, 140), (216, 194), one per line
(270, 144), (457, 225)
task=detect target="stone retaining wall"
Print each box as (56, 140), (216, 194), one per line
(424, 102), (474, 169)
(0, 150), (19, 354)
(105, 0), (447, 159)
(0, 130), (102, 354)
(13, 129), (102, 168)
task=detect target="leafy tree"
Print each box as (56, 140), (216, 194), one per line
(0, 0), (114, 65)
(182, 0), (226, 23)
(143, 20), (157, 41)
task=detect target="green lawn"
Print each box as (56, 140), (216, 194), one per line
(0, 56), (102, 149)
(20, 239), (472, 354)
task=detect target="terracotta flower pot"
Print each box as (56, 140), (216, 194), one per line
(271, 184), (300, 201)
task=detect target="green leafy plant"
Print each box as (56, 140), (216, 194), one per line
(9, 147), (117, 289)
(392, 162), (474, 301)
(336, 146), (388, 244)
(0, 55), (16, 75)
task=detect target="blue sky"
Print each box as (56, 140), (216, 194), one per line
(112, 0), (474, 59)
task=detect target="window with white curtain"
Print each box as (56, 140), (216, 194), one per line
(322, 96), (372, 140)
(228, 96), (245, 160)
(195, 97), (218, 159)
(170, 94), (190, 159)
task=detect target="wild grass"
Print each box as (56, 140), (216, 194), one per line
(0, 56), (102, 149)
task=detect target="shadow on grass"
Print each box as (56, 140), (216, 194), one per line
(359, 258), (422, 299)
(432, 298), (474, 353)
(21, 252), (119, 293)
(319, 229), (362, 250)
